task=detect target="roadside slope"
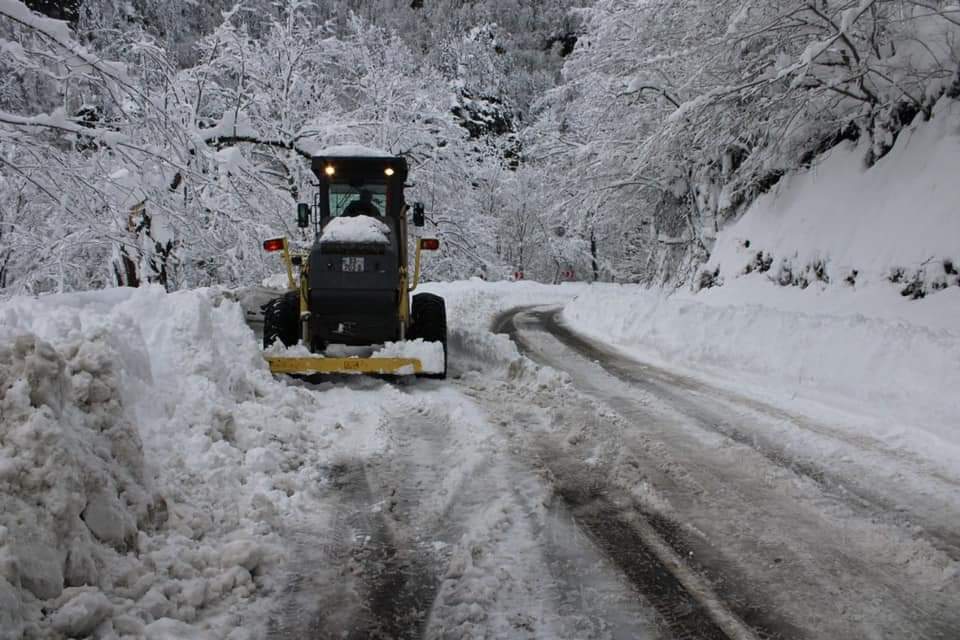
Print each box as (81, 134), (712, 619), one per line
(562, 100), (960, 470)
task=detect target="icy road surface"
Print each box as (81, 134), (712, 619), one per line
(256, 299), (959, 639)
(494, 307), (960, 639)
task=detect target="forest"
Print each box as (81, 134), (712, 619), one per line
(1, 0), (958, 293)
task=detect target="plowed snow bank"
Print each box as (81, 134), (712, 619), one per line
(0, 286), (389, 638)
(563, 285), (960, 461)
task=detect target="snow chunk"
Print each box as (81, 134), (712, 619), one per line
(263, 340), (312, 356)
(260, 273), (292, 290)
(220, 539), (265, 572)
(311, 144), (393, 158)
(0, 577), (24, 637)
(82, 489), (137, 550)
(373, 339), (445, 374)
(50, 589), (113, 637)
(320, 215), (390, 245)
(145, 617), (208, 640)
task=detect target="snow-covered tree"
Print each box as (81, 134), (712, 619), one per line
(524, 0), (960, 286)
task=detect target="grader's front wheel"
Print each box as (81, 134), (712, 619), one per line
(410, 293), (447, 379)
(263, 291), (299, 349)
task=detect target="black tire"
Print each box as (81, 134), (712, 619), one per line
(410, 293), (447, 379)
(262, 291), (300, 349)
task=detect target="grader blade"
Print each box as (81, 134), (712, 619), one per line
(265, 355), (423, 375)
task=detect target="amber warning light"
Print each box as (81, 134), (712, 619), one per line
(419, 238), (440, 251)
(263, 238), (285, 252)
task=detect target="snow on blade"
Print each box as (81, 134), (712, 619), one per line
(263, 340), (313, 356)
(320, 215), (390, 244)
(372, 339), (445, 374)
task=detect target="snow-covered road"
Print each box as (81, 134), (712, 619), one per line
(247, 289), (960, 639)
(264, 380), (668, 639)
(495, 306), (960, 639)
(259, 300), (960, 639)
(3, 282), (957, 639)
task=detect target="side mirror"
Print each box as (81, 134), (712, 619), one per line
(296, 203), (311, 228)
(412, 202), (425, 227)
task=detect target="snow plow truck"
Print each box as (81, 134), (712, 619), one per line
(261, 147), (447, 378)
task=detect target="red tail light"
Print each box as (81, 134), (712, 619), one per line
(263, 238), (285, 252)
(419, 238), (440, 251)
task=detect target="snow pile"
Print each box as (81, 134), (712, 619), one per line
(0, 285), (393, 638)
(0, 330), (161, 637)
(706, 98), (960, 294)
(320, 215), (390, 245)
(421, 280), (587, 373)
(372, 339), (445, 374)
(562, 279), (960, 468)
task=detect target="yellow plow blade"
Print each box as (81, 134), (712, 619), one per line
(266, 355), (423, 375)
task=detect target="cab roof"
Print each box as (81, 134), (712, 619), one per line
(311, 152), (408, 184)
(312, 144), (393, 158)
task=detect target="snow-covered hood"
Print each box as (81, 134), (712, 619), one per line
(320, 215), (391, 245)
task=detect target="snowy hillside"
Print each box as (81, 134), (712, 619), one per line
(562, 100), (960, 469)
(705, 98), (960, 296)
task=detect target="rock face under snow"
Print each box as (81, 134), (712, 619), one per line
(707, 98), (960, 292)
(320, 215), (391, 245)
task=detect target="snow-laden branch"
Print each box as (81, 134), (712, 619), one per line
(0, 0), (128, 82)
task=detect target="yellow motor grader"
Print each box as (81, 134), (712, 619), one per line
(261, 149), (446, 378)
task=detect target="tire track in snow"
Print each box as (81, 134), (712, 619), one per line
(494, 306), (960, 639)
(451, 387), (768, 640)
(267, 457), (440, 640)
(498, 306), (960, 561)
(549, 481), (759, 640)
(388, 386), (664, 638)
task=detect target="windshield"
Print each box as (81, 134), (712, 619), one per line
(328, 184), (387, 218)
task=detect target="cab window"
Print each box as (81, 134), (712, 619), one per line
(328, 184), (387, 218)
